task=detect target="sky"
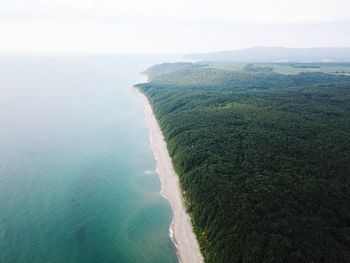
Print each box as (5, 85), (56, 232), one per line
(0, 0), (349, 54)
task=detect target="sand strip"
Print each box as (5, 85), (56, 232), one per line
(137, 89), (204, 263)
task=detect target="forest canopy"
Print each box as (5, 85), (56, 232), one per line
(136, 62), (350, 263)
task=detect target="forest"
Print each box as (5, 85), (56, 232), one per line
(136, 63), (350, 262)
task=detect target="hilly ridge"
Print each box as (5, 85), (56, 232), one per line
(185, 47), (350, 62)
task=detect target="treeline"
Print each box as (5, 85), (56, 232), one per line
(136, 63), (350, 262)
(144, 64), (350, 91)
(142, 62), (206, 79)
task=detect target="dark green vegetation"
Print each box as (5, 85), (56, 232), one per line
(136, 63), (350, 263)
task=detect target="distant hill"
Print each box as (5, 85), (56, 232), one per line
(185, 47), (350, 62)
(141, 63), (350, 90)
(142, 62), (206, 79)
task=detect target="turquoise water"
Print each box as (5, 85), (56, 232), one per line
(0, 55), (178, 263)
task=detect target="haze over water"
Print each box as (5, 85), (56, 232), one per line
(0, 55), (178, 263)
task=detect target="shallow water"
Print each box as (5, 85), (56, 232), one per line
(0, 54), (178, 263)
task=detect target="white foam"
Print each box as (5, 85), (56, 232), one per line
(169, 218), (175, 240)
(160, 190), (168, 200)
(169, 218), (183, 263)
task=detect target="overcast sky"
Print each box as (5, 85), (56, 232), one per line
(0, 0), (349, 54)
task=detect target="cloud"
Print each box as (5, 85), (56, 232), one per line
(0, 0), (349, 53)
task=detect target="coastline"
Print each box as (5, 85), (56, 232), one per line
(136, 88), (204, 263)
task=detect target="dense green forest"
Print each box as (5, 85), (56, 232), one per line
(204, 61), (350, 75)
(136, 63), (350, 262)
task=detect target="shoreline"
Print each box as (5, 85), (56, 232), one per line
(136, 88), (204, 263)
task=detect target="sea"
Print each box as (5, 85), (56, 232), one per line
(0, 54), (179, 263)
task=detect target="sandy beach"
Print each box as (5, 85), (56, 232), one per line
(137, 89), (204, 263)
